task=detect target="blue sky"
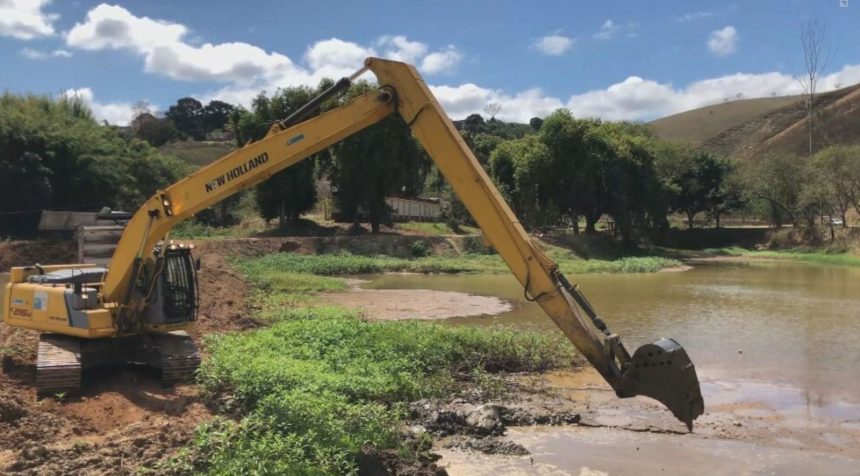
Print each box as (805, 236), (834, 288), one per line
(1, 0), (858, 124)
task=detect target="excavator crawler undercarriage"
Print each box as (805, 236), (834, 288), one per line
(36, 332), (200, 396)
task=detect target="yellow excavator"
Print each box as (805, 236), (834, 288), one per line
(2, 58), (704, 429)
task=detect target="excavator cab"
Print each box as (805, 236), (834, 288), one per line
(143, 243), (199, 328)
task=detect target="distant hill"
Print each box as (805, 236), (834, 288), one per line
(649, 83), (860, 159)
(159, 140), (236, 168)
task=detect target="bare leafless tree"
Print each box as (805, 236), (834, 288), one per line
(483, 102), (501, 120)
(798, 20), (830, 159)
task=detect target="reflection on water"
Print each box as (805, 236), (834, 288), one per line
(362, 260), (860, 402)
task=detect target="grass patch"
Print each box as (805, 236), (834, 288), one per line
(190, 305), (575, 474)
(239, 249), (680, 277)
(697, 247), (860, 267)
(397, 221), (479, 236)
(744, 249), (860, 267)
(177, 241), (678, 473)
(170, 220), (246, 240)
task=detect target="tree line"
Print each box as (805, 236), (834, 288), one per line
(0, 93), (187, 234)
(3, 87), (857, 242)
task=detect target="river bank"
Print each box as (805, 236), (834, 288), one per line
(2, 232), (860, 474)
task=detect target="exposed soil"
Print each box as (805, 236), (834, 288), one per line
(323, 279), (513, 321)
(0, 240), (76, 271)
(0, 240), (249, 475)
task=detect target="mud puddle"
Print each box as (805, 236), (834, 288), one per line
(322, 278), (512, 320)
(438, 425), (858, 476)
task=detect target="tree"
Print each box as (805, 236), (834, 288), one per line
(0, 92), (186, 234)
(464, 132), (504, 165)
(165, 97), (205, 140)
(232, 86), (324, 230)
(484, 102), (501, 120)
(332, 82), (429, 233)
(202, 100), (236, 136)
(132, 100), (152, 118)
(0, 152), (52, 234)
(529, 117), (544, 131)
(538, 110), (598, 234)
(741, 153), (805, 228)
(798, 20), (830, 158)
(810, 145), (860, 227)
(462, 113), (485, 135)
(131, 112), (180, 147)
(489, 136), (553, 228)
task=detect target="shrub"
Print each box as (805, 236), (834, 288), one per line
(410, 240), (428, 257)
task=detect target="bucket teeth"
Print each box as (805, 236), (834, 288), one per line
(618, 338), (705, 431)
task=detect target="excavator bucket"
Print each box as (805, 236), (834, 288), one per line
(618, 338), (704, 431)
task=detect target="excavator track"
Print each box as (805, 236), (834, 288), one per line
(154, 332), (200, 384)
(36, 334), (82, 397)
(35, 332), (199, 396)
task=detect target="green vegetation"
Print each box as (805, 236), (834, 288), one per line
(180, 253), (577, 474)
(238, 249), (681, 277)
(0, 93), (187, 234)
(397, 221), (479, 236)
(739, 145), (860, 232)
(232, 85), (328, 230)
(702, 247), (860, 267)
(158, 141), (236, 168)
(331, 82), (431, 233)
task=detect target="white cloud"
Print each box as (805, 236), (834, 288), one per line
(676, 11), (712, 23)
(708, 26), (738, 57)
(420, 46), (463, 75)
(376, 35), (428, 63)
(594, 20), (620, 40)
(62, 87), (141, 125)
(0, 0), (57, 39)
(430, 64), (860, 123)
(304, 37), (374, 81)
(66, 4), (300, 84)
(20, 47), (72, 60)
(532, 33), (573, 56)
(58, 3), (860, 124)
(431, 83), (563, 122)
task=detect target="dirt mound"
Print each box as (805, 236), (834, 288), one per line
(191, 242), (262, 338)
(0, 366), (212, 474)
(0, 240), (76, 271)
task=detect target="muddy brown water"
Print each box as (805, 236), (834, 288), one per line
(360, 260), (860, 474)
(362, 260), (860, 401)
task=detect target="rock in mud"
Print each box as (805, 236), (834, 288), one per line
(410, 400), (505, 436)
(500, 403), (581, 426)
(443, 436), (530, 456)
(465, 404), (503, 435)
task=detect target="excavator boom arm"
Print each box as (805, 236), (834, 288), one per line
(102, 57), (703, 429)
(102, 86), (396, 303)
